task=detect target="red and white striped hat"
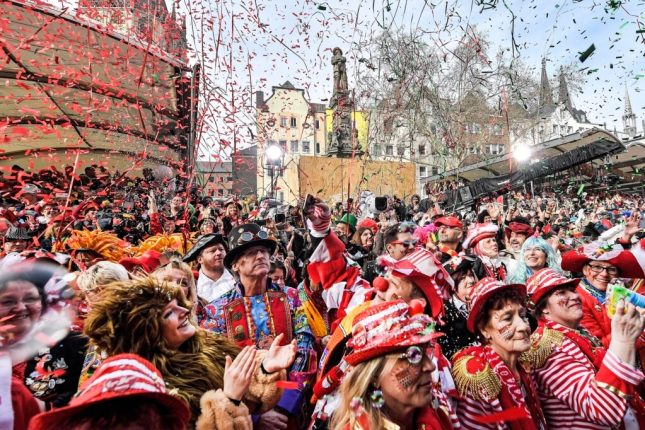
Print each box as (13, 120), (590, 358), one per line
(463, 223), (499, 249)
(525, 268), (580, 309)
(378, 248), (453, 318)
(344, 299), (439, 365)
(466, 277), (526, 333)
(29, 353), (190, 430)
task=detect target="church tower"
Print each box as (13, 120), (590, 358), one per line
(538, 58), (555, 117)
(623, 85), (637, 138)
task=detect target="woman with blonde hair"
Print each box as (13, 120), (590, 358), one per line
(331, 299), (457, 430)
(84, 276), (296, 428)
(153, 259), (205, 323)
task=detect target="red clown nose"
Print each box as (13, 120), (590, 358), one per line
(372, 276), (389, 292)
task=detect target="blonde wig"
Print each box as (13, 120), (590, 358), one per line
(76, 261), (129, 294)
(84, 277), (240, 420)
(152, 259), (197, 304)
(330, 356), (390, 430)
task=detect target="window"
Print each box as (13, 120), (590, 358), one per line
(373, 144), (381, 156)
(315, 143), (320, 154)
(397, 145), (405, 156)
(290, 117), (297, 128)
(290, 140), (298, 153)
(488, 144), (502, 155)
(278, 191), (284, 202)
(280, 117), (287, 127)
(418, 145), (426, 156)
(553, 124), (558, 134)
(492, 124), (503, 136)
(470, 123), (481, 134)
(279, 140), (287, 150)
(302, 141), (310, 153)
(567, 126), (573, 134)
(385, 145), (394, 156)
(315, 119), (320, 129)
(419, 166), (427, 178)
(431, 166), (440, 175)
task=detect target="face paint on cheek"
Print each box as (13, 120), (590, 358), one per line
(556, 297), (568, 308)
(498, 324), (514, 341)
(394, 364), (421, 390)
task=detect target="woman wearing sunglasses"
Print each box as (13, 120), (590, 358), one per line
(331, 299), (457, 430)
(452, 278), (546, 430)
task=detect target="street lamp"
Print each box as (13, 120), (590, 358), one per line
(264, 144), (284, 199)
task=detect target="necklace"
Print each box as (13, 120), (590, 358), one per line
(580, 279), (606, 304)
(243, 293), (276, 346)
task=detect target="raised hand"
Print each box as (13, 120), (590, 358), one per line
(223, 346), (257, 401)
(262, 334), (297, 373)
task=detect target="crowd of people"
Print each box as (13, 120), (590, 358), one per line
(3, 162), (645, 430)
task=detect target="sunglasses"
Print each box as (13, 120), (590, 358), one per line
(236, 230), (269, 246)
(391, 239), (417, 248)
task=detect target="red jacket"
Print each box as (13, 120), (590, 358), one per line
(576, 283), (612, 348)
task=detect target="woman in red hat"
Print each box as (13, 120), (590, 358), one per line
(452, 277), (545, 430)
(463, 224), (507, 281)
(561, 241), (644, 348)
(523, 268), (645, 429)
(330, 299), (458, 430)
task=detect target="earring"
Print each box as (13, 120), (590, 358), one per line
(370, 388), (385, 409)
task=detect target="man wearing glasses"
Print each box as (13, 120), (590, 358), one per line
(561, 242), (645, 349)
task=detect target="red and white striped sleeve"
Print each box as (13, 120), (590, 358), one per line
(535, 343), (641, 427)
(456, 396), (503, 430)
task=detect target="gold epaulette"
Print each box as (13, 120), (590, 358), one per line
(520, 327), (563, 369)
(452, 355), (501, 402)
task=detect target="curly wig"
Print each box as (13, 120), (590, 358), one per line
(84, 277), (240, 421)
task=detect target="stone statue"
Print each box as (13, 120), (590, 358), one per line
(331, 47), (348, 105)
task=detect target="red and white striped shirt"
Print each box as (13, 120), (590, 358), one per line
(531, 321), (643, 429)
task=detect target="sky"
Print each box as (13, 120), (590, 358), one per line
(169, 0), (645, 161)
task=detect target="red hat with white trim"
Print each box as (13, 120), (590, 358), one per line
(561, 240), (645, 279)
(466, 277), (526, 333)
(525, 268), (580, 309)
(344, 299), (440, 366)
(29, 353), (190, 430)
(463, 223), (498, 249)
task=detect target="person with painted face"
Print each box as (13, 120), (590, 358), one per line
(452, 278), (546, 430)
(523, 268), (645, 429)
(464, 223), (507, 281)
(561, 241), (644, 348)
(330, 300), (458, 430)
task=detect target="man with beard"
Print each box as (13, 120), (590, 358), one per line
(434, 216), (464, 263)
(183, 233), (235, 303)
(499, 216), (534, 274)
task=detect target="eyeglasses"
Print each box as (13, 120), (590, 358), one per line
(391, 239), (417, 248)
(587, 264), (619, 276)
(237, 230), (269, 246)
(398, 345), (432, 365)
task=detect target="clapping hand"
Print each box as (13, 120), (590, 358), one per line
(223, 346), (257, 401)
(262, 334), (297, 373)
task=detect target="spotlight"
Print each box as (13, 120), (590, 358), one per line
(265, 144), (283, 166)
(512, 144), (532, 163)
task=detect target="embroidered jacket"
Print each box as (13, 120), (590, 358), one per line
(200, 281), (314, 354)
(522, 319), (645, 429)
